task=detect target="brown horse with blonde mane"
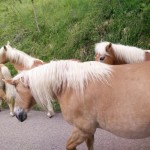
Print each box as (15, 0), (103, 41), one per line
(94, 41), (150, 64)
(4, 60), (150, 150)
(0, 42), (54, 118)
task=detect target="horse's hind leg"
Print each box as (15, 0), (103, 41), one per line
(47, 100), (55, 118)
(66, 127), (94, 150)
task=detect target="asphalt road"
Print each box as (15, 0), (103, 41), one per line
(0, 110), (150, 150)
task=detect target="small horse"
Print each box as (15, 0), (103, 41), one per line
(0, 42), (54, 118)
(4, 60), (150, 150)
(0, 64), (15, 116)
(94, 41), (150, 64)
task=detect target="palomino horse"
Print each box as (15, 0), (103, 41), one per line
(94, 41), (150, 64)
(0, 42), (54, 118)
(4, 60), (150, 150)
(0, 64), (15, 116)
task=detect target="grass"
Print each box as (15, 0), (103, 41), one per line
(0, 0), (149, 111)
(33, 101), (61, 112)
(1, 0), (149, 63)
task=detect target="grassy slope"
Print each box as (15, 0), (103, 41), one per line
(0, 0), (149, 110)
(0, 0), (149, 65)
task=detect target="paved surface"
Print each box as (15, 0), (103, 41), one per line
(0, 110), (150, 150)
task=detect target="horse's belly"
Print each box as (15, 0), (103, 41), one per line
(102, 122), (150, 139)
(97, 94), (150, 139)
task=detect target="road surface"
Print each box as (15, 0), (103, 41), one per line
(0, 110), (150, 150)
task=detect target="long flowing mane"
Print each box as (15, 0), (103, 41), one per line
(0, 44), (43, 69)
(1, 65), (15, 100)
(14, 60), (112, 109)
(95, 41), (145, 63)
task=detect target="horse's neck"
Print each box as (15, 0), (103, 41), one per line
(6, 49), (44, 72)
(7, 50), (34, 65)
(114, 59), (127, 65)
(13, 63), (28, 72)
(113, 44), (145, 63)
(13, 60), (44, 72)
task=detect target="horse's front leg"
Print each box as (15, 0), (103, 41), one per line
(7, 98), (15, 117)
(85, 134), (94, 150)
(66, 127), (94, 150)
(47, 100), (55, 118)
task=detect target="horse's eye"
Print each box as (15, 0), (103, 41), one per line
(99, 56), (105, 61)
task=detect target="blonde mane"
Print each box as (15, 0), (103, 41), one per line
(13, 60), (112, 109)
(95, 41), (145, 63)
(1, 65), (15, 100)
(0, 44), (43, 69)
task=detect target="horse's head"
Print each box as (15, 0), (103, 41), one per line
(0, 45), (8, 63)
(4, 77), (36, 122)
(0, 41), (12, 63)
(95, 42), (116, 64)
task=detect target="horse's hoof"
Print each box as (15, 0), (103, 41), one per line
(48, 115), (53, 118)
(10, 112), (15, 117)
(47, 112), (54, 118)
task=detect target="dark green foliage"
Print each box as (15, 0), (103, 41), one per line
(2, 101), (8, 109)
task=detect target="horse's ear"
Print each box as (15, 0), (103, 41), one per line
(2, 79), (18, 86)
(20, 76), (30, 88)
(3, 45), (7, 51)
(108, 43), (112, 48)
(106, 43), (112, 52)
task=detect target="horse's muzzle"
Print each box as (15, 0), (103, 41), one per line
(14, 107), (27, 122)
(16, 111), (27, 122)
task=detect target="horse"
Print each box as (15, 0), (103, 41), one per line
(94, 41), (150, 65)
(0, 42), (54, 118)
(0, 64), (15, 116)
(4, 60), (150, 150)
